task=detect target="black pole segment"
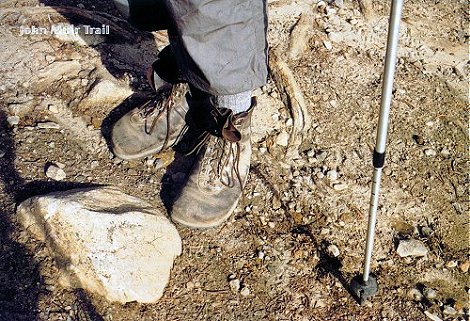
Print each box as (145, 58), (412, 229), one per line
(372, 150), (386, 169)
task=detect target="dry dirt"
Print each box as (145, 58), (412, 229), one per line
(0, 0), (468, 320)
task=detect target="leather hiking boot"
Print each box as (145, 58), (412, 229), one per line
(111, 83), (189, 160)
(111, 46), (188, 160)
(171, 98), (256, 229)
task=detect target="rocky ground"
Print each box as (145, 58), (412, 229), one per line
(0, 0), (468, 320)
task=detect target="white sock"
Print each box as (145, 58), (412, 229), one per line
(214, 91), (252, 114)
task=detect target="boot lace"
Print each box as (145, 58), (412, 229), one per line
(186, 108), (244, 190)
(133, 84), (184, 153)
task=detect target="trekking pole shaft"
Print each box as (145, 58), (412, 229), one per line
(363, 168), (382, 281)
(376, 0), (404, 153)
(362, 0), (404, 283)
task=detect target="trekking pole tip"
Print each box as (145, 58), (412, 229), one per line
(350, 274), (378, 305)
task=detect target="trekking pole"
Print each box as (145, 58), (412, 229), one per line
(350, 0), (404, 305)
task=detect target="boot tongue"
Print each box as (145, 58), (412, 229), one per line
(222, 119), (241, 142)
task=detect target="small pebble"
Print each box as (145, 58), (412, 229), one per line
(445, 260), (458, 269)
(459, 260), (469, 273)
(7, 116), (20, 126)
(306, 149), (315, 158)
(349, 18), (358, 25)
(275, 131), (289, 147)
(327, 244), (340, 257)
(333, 183), (348, 191)
(45, 55), (55, 63)
(442, 306), (457, 316)
(326, 169), (338, 181)
(396, 239), (429, 257)
(413, 135), (425, 145)
(423, 287), (437, 300)
(314, 299), (327, 308)
(424, 149), (436, 157)
(45, 163), (67, 181)
(409, 288), (423, 301)
(424, 311), (442, 321)
(272, 196), (281, 210)
(48, 105), (59, 113)
(285, 118), (293, 126)
(186, 281), (195, 290)
(323, 40), (333, 50)
(325, 7), (336, 15)
(229, 279), (240, 292)
(240, 286), (250, 297)
(257, 251), (265, 260)
(55, 162), (66, 169)
(333, 0), (344, 7)
(37, 122), (60, 129)
(0, 150), (5, 159)
(258, 147), (267, 155)
(316, 172), (325, 179)
(421, 226), (433, 237)
(329, 100), (338, 108)
(90, 160), (99, 169)
(315, 151), (327, 162)
(440, 148), (450, 157)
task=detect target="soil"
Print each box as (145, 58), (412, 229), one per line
(0, 0), (468, 320)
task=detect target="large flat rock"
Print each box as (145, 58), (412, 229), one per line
(17, 187), (182, 303)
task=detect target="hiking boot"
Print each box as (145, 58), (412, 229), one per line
(111, 46), (188, 160)
(111, 83), (189, 160)
(171, 98), (256, 228)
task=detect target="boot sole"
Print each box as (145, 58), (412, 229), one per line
(112, 141), (167, 160)
(171, 195), (241, 229)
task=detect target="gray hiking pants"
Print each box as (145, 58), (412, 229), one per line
(115, 0), (268, 96)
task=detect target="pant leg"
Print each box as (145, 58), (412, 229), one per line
(113, 0), (269, 96)
(113, 0), (171, 31)
(165, 0), (269, 96)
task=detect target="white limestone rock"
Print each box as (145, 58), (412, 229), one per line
(80, 79), (132, 109)
(16, 187), (182, 303)
(396, 239), (429, 257)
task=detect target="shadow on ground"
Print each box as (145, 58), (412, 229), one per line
(0, 1), (174, 317)
(291, 224), (365, 305)
(0, 109), (103, 319)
